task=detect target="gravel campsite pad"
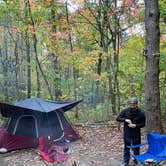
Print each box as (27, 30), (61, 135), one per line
(1, 125), (139, 166)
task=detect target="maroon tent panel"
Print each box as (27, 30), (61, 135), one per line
(0, 127), (38, 152)
(39, 137), (69, 163)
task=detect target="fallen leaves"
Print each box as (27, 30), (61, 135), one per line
(3, 125), (124, 166)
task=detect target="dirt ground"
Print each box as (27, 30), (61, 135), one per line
(0, 125), (155, 166)
(1, 125), (123, 166)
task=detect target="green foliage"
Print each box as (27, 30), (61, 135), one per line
(160, 0), (166, 21)
(119, 36), (145, 101)
(0, 0), (165, 124)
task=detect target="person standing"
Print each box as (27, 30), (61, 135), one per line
(116, 97), (145, 166)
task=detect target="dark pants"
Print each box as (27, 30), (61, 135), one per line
(123, 137), (141, 164)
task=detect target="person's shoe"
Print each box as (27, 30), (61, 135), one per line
(133, 159), (139, 166)
(120, 163), (129, 166)
(133, 164), (139, 166)
(133, 163), (139, 166)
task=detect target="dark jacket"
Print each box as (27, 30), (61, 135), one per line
(116, 107), (145, 139)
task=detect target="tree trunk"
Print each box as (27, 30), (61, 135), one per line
(51, 0), (62, 100)
(1, 36), (9, 101)
(24, 0), (31, 98)
(14, 41), (20, 99)
(144, 0), (163, 132)
(25, 30), (31, 98)
(33, 33), (53, 99)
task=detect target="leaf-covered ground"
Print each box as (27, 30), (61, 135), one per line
(0, 125), (149, 166)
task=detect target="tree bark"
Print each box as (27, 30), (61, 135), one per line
(14, 40), (20, 99)
(1, 36), (9, 101)
(25, 30), (31, 98)
(51, 0), (62, 100)
(24, 0), (31, 98)
(144, 0), (163, 132)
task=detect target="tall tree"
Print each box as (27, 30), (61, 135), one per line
(144, 0), (163, 132)
(24, 0), (31, 98)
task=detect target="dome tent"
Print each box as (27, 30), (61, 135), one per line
(0, 98), (82, 154)
(0, 98), (82, 139)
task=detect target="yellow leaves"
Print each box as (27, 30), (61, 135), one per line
(83, 50), (101, 66)
(61, 23), (70, 31)
(84, 58), (96, 66)
(49, 31), (68, 40)
(60, 47), (84, 68)
(83, 60), (95, 67)
(84, 59), (91, 65)
(49, 32), (56, 37)
(81, 9), (91, 16)
(68, 13), (76, 23)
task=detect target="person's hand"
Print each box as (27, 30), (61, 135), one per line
(125, 119), (132, 124)
(128, 123), (136, 128)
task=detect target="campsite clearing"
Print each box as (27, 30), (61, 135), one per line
(2, 119), (165, 166)
(2, 125), (125, 166)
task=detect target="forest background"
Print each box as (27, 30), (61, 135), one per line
(0, 0), (165, 132)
